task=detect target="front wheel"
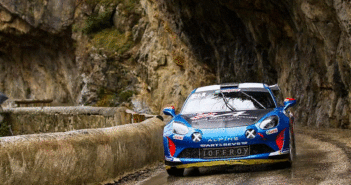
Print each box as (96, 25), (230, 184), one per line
(288, 127), (296, 163)
(166, 167), (184, 176)
(282, 128), (296, 168)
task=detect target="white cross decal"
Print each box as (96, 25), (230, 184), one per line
(246, 129), (256, 139)
(192, 133), (202, 142)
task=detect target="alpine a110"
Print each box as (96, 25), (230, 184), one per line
(163, 83), (297, 176)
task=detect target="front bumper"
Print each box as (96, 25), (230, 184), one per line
(165, 149), (290, 169)
(165, 158), (289, 169)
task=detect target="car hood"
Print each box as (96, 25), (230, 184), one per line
(180, 109), (273, 129)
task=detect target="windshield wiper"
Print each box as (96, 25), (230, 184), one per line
(220, 91), (236, 112)
(239, 91), (266, 109)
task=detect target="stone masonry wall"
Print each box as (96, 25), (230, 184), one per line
(0, 106), (147, 136)
(0, 117), (165, 185)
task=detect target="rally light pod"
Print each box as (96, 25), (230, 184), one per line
(283, 98), (296, 111)
(163, 106), (176, 117)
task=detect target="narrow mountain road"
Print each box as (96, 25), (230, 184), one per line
(128, 126), (351, 185)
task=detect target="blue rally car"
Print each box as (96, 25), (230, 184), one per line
(163, 83), (297, 176)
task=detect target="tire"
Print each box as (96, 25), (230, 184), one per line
(166, 167), (184, 176)
(190, 167), (200, 176)
(288, 127), (296, 164)
(282, 128), (295, 168)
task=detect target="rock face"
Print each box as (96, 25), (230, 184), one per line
(221, 0), (351, 129)
(0, 0), (75, 33)
(0, 0), (351, 128)
(0, 1), (79, 105)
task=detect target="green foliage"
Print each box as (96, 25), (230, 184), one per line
(118, 90), (134, 102)
(84, 0), (119, 7)
(0, 120), (11, 137)
(84, 0), (138, 13)
(91, 28), (133, 54)
(95, 88), (135, 106)
(81, 0), (140, 35)
(96, 87), (118, 107)
(95, 90), (135, 106)
(72, 23), (80, 32)
(124, 0), (139, 13)
(96, 94), (117, 107)
(97, 87), (107, 99)
(83, 11), (114, 34)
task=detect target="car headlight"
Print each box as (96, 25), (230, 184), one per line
(259, 116), (279, 130)
(172, 122), (189, 135)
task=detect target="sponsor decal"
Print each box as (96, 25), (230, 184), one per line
(200, 142), (248, 148)
(173, 135), (184, 140)
(165, 156), (172, 161)
(266, 128), (278, 135)
(232, 111), (247, 117)
(201, 146), (249, 158)
(190, 93), (207, 99)
(245, 129), (256, 139)
(164, 106), (175, 109)
(238, 116), (258, 119)
(186, 111), (259, 123)
(221, 89), (241, 93)
(208, 137), (239, 142)
(191, 112), (217, 120)
(211, 111), (249, 118)
(192, 132), (202, 142)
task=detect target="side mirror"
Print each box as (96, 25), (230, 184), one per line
(163, 106), (176, 117)
(283, 98), (296, 111)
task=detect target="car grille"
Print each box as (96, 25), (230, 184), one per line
(177, 144), (274, 159)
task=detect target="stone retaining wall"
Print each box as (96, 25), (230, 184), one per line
(0, 107), (148, 135)
(0, 117), (165, 185)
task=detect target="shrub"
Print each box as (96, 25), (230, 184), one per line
(83, 11), (114, 34)
(119, 90), (134, 102)
(0, 120), (11, 137)
(81, 0), (140, 34)
(96, 94), (117, 107)
(91, 28), (133, 54)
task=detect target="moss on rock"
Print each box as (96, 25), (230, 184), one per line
(118, 90), (134, 102)
(82, 11), (114, 34)
(91, 28), (133, 54)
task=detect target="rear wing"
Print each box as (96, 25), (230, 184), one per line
(269, 84), (280, 91)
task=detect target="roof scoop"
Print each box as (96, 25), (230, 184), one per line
(220, 83), (239, 88)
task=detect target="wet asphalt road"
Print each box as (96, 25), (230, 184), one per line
(135, 127), (351, 185)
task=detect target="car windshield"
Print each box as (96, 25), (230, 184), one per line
(181, 89), (276, 114)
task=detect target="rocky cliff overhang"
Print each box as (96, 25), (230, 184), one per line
(0, 0), (75, 33)
(0, 0), (350, 129)
(157, 0), (351, 128)
(0, 0), (78, 105)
